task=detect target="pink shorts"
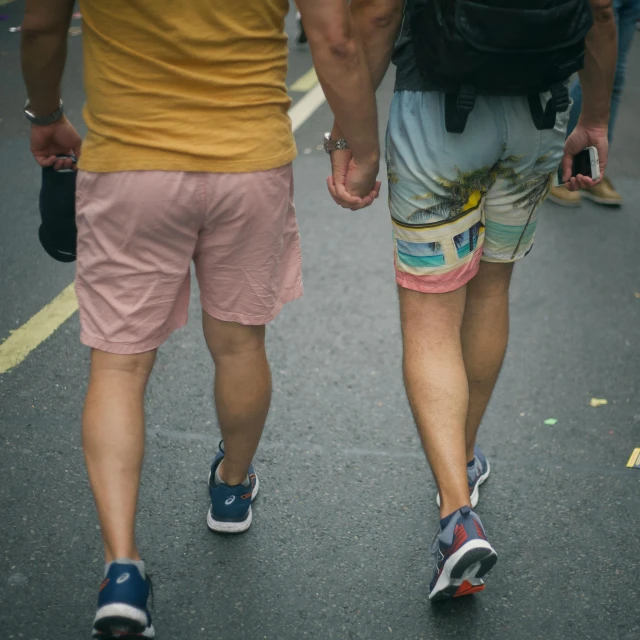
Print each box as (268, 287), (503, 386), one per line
(75, 165), (303, 354)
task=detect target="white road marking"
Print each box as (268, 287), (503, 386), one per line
(290, 81), (326, 133)
(290, 67), (318, 93)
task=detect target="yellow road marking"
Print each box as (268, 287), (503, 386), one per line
(0, 284), (78, 374)
(626, 448), (640, 468)
(290, 67), (318, 92)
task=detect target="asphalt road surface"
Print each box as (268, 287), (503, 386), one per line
(1, 3), (639, 639)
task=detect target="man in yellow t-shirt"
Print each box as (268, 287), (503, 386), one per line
(21, 1), (380, 636)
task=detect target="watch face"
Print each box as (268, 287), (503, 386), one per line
(323, 132), (332, 154)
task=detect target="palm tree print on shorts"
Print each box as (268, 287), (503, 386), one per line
(389, 151), (553, 259)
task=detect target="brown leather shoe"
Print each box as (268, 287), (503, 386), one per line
(582, 176), (623, 206)
(547, 184), (581, 208)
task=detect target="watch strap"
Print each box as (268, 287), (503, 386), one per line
(324, 132), (350, 154)
(24, 99), (64, 126)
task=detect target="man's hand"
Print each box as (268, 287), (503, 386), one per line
(297, 0), (380, 178)
(30, 116), (81, 170)
(327, 148), (381, 210)
(22, 0), (76, 169)
(321, 1), (402, 210)
(562, 0), (616, 191)
(561, 123), (608, 191)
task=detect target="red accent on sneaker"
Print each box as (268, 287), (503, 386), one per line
(454, 580), (485, 597)
(449, 524), (468, 555)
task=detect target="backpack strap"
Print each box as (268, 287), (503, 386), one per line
(528, 82), (571, 131)
(445, 85), (476, 134)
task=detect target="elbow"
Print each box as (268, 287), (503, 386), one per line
(307, 26), (360, 63)
(21, 25), (63, 39)
(589, 0), (615, 23)
(326, 37), (359, 63)
(353, 0), (404, 31)
(367, 5), (404, 31)
(21, 14), (68, 38)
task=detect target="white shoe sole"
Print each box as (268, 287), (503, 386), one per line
(92, 603), (155, 638)
(207, 474), (260, 534)
(547, 193), (582, 208)
(436, 460), (490, 509)
(429, 539), (498, 601)
(581, 191), (622, 206)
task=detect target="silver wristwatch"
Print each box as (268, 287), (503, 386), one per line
(24, 99), (64, 126)
(324, 132), (350, 154)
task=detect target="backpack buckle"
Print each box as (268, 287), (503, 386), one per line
(457, 85), (476, 113)
(550, 83), (570, 113)
(445, 85), (476, 134)
(528, 83), (570, 130)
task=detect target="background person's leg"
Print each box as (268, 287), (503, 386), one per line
(462, 262), (514, 462)
(203, 313), (271, 486)
(566, 79), (583, 140)
(82, 349), (156, 563)
(608, 0), (639, 143)
(566, 0), (636, 144)
(399, 286), (471, 518)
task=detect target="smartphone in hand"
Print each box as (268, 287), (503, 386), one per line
(554, 146), (600, 186)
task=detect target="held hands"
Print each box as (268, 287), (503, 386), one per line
(327, 148), (381, 210)
(30, 116), (82, 171)
(561, 121), (608, 192)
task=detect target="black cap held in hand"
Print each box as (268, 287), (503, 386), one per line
(38, 158), (77, 263)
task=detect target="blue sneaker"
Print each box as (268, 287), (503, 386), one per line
(437, 445), (491, 508)
(429, 506), (497, 601)
(207, 441), (259, 533)
(92, 561), (155, 638)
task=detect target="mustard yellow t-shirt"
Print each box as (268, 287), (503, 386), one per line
(77, 0), (296, 173)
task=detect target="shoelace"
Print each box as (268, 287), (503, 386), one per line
(429, 529), (445, 568)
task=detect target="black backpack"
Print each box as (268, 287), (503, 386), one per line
(409, 0), (594, 133)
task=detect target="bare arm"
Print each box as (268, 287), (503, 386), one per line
(333, 0), (403, 142)
(324, 0), (403, 208)
(296, 0), (379, 170)
(561, 0), (617, 189)
(578, 0), (617, 127)
(21, 0), (75, 117)
(21, 0), (80, 169)
(348, 0), (404, 91)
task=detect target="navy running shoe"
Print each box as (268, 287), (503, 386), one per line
(429, 506), (497, 602)
(437, 445), (491, 508)
(207, 441), (259, 533)
(92, 561), (155, 638)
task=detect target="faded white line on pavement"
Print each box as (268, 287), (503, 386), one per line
(289, 81), (326, 133)
(290, 67), (318, 92)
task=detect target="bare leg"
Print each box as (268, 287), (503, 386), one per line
(399, 286), (470, 518)
(82, 349), (156, 563)
(461, 262), (514, 461)
(203, 312), (271, 485)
